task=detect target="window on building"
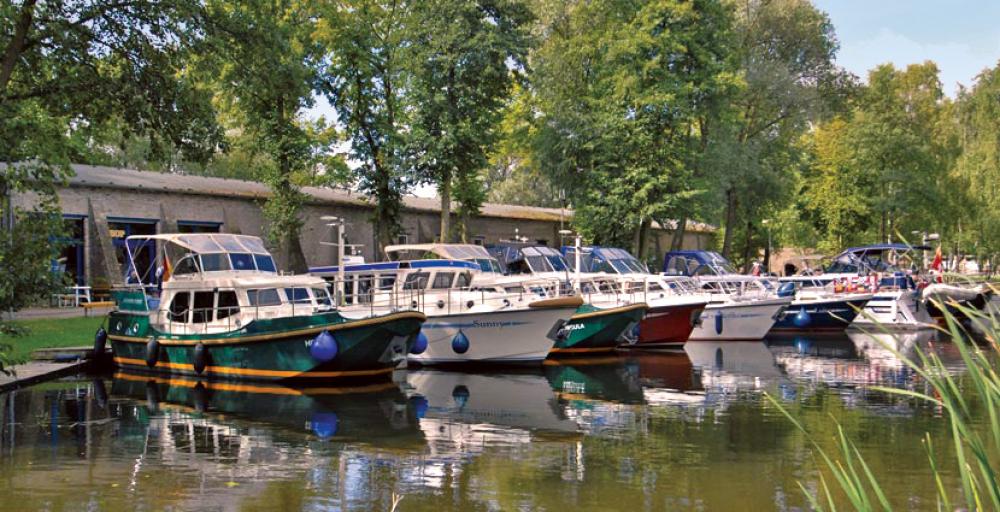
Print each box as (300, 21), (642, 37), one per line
(57, 216), (86, 285)
(472, 236), (486, 246)
(247, 288), (282, 307)
(397, 234), (410, 245)
(168, 292), (190, 322)
(216, 290), (240, 320)
(177, 221), (221, 233)
(191, 291), (215, 323)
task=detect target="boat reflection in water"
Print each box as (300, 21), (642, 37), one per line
(110, 371), (425, 447)
(542, 355), (647, 435)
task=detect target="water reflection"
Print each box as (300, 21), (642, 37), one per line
(0, 331), (984, 511)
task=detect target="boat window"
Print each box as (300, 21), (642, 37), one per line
(524, 255), (553, 273)
(216, 290), (240, 320)
(285, 288), (312, 305)
(238, 236), (268, 254)
(247, 288), (282, 307)
(191, 291), (215, 323)
(312, 288), (332, 307)
(505, 286), (525, 293)
(214, 236), (247, 253)
(230, 253), (255, 271)
(455, 272), (471, 288)
(173, 255), (200, 276)
(379, 276), (396, 290)
(168, 292), (190, 322)
(253, 254), (276, 272)
(200, 253), (231, 272)
(432, 272), (455, 289)
(403, 272), (430, 290)
(648, 282), (664, 291)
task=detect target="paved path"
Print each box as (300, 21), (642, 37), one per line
(0, 361), (89, 392)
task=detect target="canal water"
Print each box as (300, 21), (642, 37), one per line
(0, 331), (985, 511)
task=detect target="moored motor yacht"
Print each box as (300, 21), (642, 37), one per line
(563, 245), (710, 348)
(781, 244), (934, 330)
(309, 244), (581, 365)
(664, 250), (872, 334)
(106, 234), (426, 382)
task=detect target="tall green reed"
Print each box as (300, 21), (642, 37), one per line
(767, 284), (999, 511)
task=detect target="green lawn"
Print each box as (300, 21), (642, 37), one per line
(1, 316), (105, 363)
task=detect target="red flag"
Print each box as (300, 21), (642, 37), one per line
(931, 246), (942, 271)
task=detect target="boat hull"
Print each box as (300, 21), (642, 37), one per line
(852, 290), (935, 329)
(771, 297), (869, 333)
(689, 300), (787, 341)
(409, 305), (575, 364)
(550, 303), (647, 355)
(107, 310), (426, 382)
(628, 301), (706, 349)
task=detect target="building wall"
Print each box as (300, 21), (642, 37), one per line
(15, 178), (715, 285)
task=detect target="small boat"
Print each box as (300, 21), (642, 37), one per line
(106, 234), (425, 382)
(310, 244), (581, 365)
(921, 282), (993, 319)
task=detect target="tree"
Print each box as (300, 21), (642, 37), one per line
(203, 0), (336, 272)
(531, 0), (735, 256)
(404, 0), (532, 242)
(318, 0), (411, 255)
(715, 0), (850, 263)
(954, 64), (1000, 256)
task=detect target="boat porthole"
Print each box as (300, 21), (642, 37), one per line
(466, 300), (474, 309)
(437, 300), (445, 309)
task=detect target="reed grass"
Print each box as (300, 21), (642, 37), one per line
(766, 285), (1000, 511)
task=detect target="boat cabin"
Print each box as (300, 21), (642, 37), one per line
(117, 234), (334, 335)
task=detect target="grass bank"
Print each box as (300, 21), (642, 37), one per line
(1, 316), (104, 363)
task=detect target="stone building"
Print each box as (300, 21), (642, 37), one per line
(11, 164), (715, 288)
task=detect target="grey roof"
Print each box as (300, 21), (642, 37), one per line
(36, 163), (717, 231)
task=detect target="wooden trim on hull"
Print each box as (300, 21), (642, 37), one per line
(529, 295), (584, 309)
(109, 310), (426, 346)
(113, 356), (395, 380)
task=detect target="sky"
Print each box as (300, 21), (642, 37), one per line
(813, 0), (1000, 97)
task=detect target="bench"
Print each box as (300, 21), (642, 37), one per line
(82, 301), (115, 317)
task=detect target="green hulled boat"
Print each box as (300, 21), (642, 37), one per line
(105, 233), (425, 382)
(550, 303), (648, 355)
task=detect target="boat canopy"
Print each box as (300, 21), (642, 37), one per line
(384, 243), (503, 274)
(562, 246), (649, 274)
(131, 233), (271, 255)
(662, 250), (738, 277)
(488, 243), (569, 274)
(828, 244), (930, 274)
(125, 233), (278, 284)
(384, 243), (491, 260)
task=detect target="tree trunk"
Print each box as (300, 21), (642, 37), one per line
(741, 220), (754, 274)
(634, 217), (651, 262)
(721, 188), (737, 258)
(439, 173), (451, 243)
(669, 216), (688, 250)
(0, 0), (36, 98)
